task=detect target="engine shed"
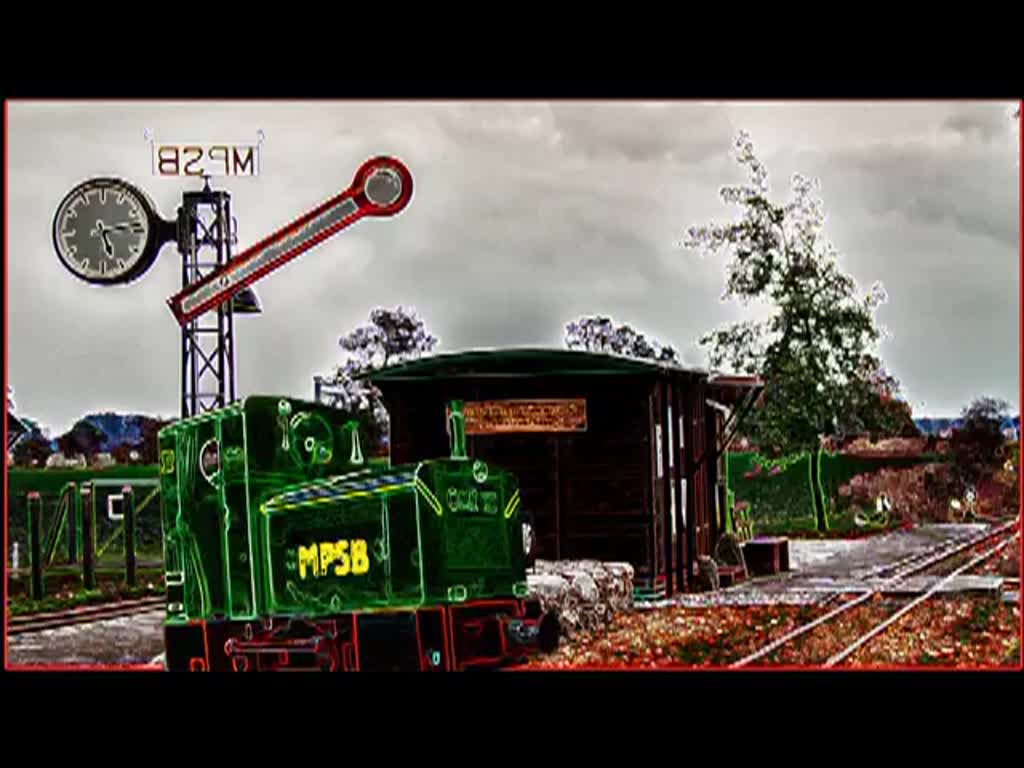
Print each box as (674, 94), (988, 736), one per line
(367, 349), (762, 597)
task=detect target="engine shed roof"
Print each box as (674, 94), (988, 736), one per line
(364, 347), (709, 382)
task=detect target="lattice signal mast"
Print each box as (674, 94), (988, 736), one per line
(177, 180), (242, 417)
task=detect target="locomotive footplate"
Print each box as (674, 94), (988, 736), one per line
(166, 600), (558, 671)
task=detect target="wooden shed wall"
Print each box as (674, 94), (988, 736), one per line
(377, 371), (721, 594)
(379, 376), (658, 574)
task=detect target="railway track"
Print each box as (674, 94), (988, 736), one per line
(7, 596), (165, 636)
(731, 520), (1020, 668)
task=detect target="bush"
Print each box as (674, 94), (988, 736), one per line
(840, 463), (956, 523)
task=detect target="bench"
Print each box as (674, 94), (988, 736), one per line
(741, 537), (790, 576)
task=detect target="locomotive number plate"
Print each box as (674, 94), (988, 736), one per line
(297, 539), (370, 580)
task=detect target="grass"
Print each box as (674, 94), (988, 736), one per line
(9, 561), (165, 575)
(954, 598), (999, 646)
(8, 583), (166, 617)
(1003, 637), (1021, 667)
(7, 567), (165, 602)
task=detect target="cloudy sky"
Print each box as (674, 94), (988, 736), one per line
(6, 101), (1020, 434)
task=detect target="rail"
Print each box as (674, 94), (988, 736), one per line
(823, 534), (1017, 666)
(730, 520), (1019, 668)
(7, 596), (165, 635)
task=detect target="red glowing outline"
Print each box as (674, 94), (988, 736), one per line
(3, 101), (1021, 674)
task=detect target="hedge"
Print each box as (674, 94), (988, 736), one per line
(726, 451), (946, 521)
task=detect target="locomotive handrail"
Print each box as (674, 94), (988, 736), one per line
(347, 421), (365, 465)
(449, 400), (468, 460)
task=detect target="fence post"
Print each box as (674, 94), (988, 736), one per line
(81, 484), (96, 590)
(123, 485), (136, 588)
(67, 482), (78, 564)
(27, 492), (44, 600)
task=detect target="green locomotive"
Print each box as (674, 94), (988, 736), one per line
(158, 395), (559, 671)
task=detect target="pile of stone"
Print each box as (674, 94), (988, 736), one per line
(526, 560), (634, 640)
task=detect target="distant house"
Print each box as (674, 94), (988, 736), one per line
(91, 452), (116, 469)
(1000, 416), (1020, 441)
(915, 415), (1020, 442)
(46, 453), (87, 469)
(913, 417), (964, 437)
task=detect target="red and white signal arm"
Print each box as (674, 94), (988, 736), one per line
(167, 156), (413, 326)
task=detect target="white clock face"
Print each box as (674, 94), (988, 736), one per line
(53, 179), (154, 283)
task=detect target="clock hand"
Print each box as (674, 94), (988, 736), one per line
(90, 221), (113, 255)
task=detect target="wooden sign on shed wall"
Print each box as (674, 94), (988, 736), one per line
(449, 399), (588, 434)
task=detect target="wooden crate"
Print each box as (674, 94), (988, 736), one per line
(741, 537), (790, 576)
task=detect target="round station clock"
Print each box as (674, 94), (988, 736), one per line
(52, 177), (167, 285)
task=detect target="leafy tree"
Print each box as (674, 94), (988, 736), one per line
(339, 306), (438, 370)
(19, 417), (48, 439)
(683, 131), (897, 532)
(321, 306), (439, 450)
(138, 417), (173, 465)
(111, 443), (137, 465)
(841, 357), (919, 440)
(565, 315), (681, 365)
(56, 419), (106, 459)
(12, 435), (53, 467)
(950, 396), (1011, 491)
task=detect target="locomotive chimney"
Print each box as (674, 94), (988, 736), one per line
(346, 421), (364, 465)
(449, 400), (468, 460)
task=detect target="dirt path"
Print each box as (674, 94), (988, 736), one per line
(6, 609), (165, 667)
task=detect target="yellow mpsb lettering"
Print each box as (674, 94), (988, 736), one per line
(320, 541), (336, 575)
(334, 540), (350, 576)
(298, 544), (319, 579)
(351, 539), (369, 575)
(296, 539), (368, 580)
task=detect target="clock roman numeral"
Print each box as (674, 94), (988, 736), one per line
(117, 259), (127, 271)
(131, 223), (145, 233)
